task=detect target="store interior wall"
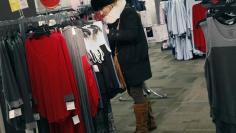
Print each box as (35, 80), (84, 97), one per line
(145, 0), (158, 25)
(0, 0), (158, 22)
(0, 0), (36, 21)
(34, 0), (158, 24)
(34, 0), (91, 13)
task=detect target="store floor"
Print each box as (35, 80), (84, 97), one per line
(111, 43), (215, 133)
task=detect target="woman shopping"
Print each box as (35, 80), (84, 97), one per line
(91, 0), (156, 132)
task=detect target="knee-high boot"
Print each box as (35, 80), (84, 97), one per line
(134, 102), (149, 133)
(147, 101), (157, 131)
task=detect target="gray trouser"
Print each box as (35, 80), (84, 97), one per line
(128, 83), (147, 104)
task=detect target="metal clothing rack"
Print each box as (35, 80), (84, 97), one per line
(143, 86), (168, 99)
(0, 10), (85, 38)
(0, 9), (88, 41)
(118, 85), (168, 102)
(0, 9), (83, 28)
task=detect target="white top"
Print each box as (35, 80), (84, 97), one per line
(83, 21), (112, 63)
(167, 0), (188, 35)
(83, 21), (111, 53)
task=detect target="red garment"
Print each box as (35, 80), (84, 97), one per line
(192, 3), (207, 53)
(81, 55), (100, 117)
(25, 32), (85, 133)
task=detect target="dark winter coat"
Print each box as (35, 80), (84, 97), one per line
(108, 4), (152, 86)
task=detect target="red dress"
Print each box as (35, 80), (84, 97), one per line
(25, 32), (85, 133)
(82, 55), (100, 117)
(192, 3), (207, 53)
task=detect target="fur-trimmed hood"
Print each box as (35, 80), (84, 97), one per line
(103, 0), (126, 24)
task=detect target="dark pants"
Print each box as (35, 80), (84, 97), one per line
(128, 83), (147, 104)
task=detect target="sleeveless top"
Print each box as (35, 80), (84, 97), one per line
(202, 17), (236, 124)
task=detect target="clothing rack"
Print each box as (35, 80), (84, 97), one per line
(37, 8), (76, 15)
(36, 5), (92, 18)
(0, 10), (84, 39)
(0, 11), (82, 28)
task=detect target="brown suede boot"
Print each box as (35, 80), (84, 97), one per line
(134, 102), (149, 133)
(147, 101), (157, 131)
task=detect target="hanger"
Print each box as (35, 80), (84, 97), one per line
(212, 1), (236, 25)
(82, 28), (92, 38)
(197, 1), (236, 27)
(87, 25), (102, 35)
(27, 24), (51, 39)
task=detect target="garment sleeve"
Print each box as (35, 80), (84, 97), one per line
(0, 41), (23, 109)
(108, 8), (140, 43)
(82, 56), (100, 117)
(58, 33), (86, 132)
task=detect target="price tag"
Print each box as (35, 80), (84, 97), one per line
(93, 65), (100, 72)
(59, 28), (63, 34)
(66, 101), (76, 111)
(14, 108), (22, 117)
(72, 115), (80, 125)
(9, 108), (22, 119)
(72, 27), (76, 35)
(9, 0), (21, 12)
(9, 110), (15, 119)
(49, 19), (57, 26)
(19, 0), (28, 9)
(38, 21), (46, 26)
(34, 113), (40, 121)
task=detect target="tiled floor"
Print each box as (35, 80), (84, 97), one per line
(111, 43), (215, 133)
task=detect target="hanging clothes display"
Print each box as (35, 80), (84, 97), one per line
(192, 3), (207, 53)
(201, 0), (236, 126)
(159, 1), (168, 25)
(202, 17), (236, 133)
(166, 0), (193, 60)
(63, 26), (101, 133)
(155, 1), (169, 43)
(154, 0), (161, 25)
(83, 21), (122, 133)
(185, 0), (205, 55)
(0, 8), (121, 133)
(25, 31), (85, 133)
(83, 21), (122, 99)
(155, 1), (171, 49)
(185, 0), (195, 31)
(0, 34), (36, 133)
(7, 36), (36, 129)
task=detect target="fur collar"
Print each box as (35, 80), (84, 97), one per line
(103, 0), (126, 24)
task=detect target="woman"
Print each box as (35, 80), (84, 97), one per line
(91, 0), (156, 132)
